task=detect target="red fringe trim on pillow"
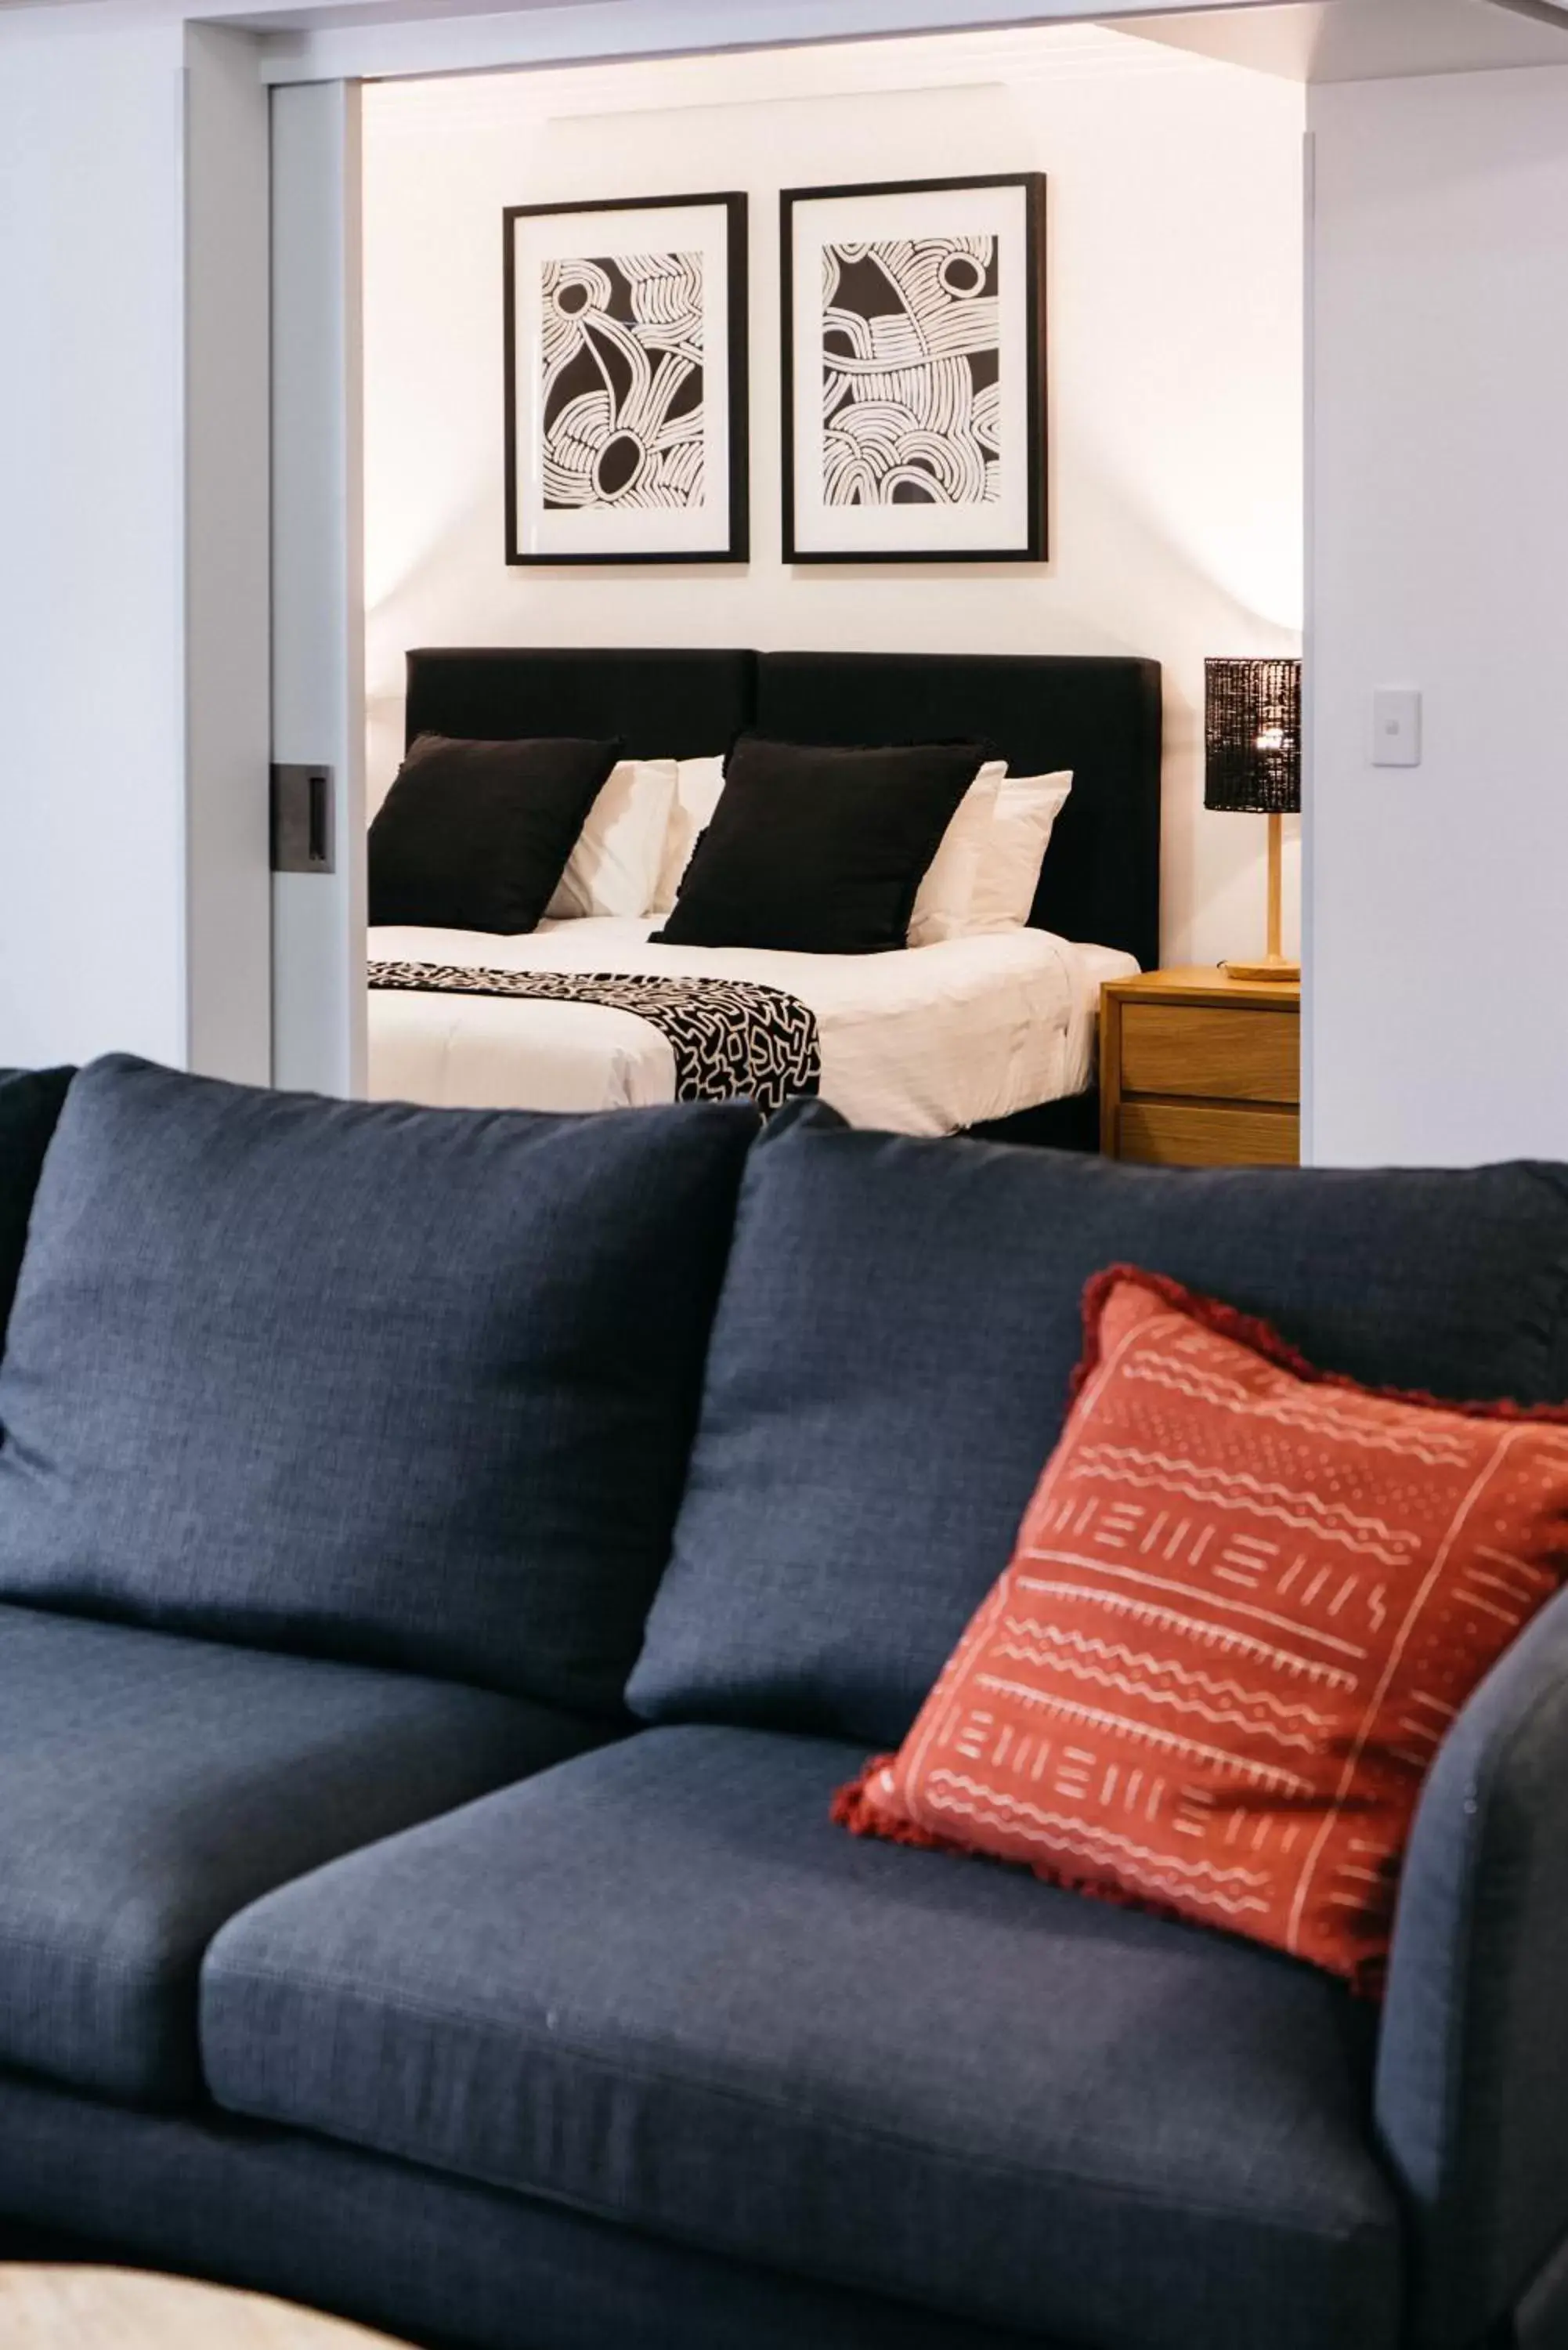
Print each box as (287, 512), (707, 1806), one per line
(831, 1759), (946, 1848)
(832, 1767), (1203, 1927)
(1071, 1262), (1568, 1426)
(834, 1760), (1205, 1925)
(832, 1759), (1388, 1999)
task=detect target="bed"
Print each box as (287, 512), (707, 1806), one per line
(367, 645), (1162, 1141)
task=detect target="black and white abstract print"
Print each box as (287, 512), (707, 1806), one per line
(821, 237), (1001, 510)
(541, 251), (706, 511)
(369, 963), (820, 1116)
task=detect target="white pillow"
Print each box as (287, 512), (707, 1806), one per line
(652, 754), (728, 916)
(966, 770), (1074, 933)
(907, 760), (1004, 948)
(546, 757), (677, 922)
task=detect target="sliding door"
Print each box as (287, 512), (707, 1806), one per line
(270, 78), (367, 1096)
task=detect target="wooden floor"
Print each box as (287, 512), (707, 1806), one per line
(0, 2267), (407, 2348)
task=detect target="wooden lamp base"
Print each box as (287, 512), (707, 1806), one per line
(1223, 956), (1301, 984)
(1223, 812), (1299, 985)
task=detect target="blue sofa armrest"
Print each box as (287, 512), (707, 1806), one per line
(1376, 1581), (1568, 2349)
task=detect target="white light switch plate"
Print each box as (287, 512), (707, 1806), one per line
(1373, 689), (1422, 768)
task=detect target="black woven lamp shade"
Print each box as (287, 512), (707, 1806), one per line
(1205, 659), (1302, 815)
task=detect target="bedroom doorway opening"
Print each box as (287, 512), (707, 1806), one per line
(275, 15), (1306, 1126)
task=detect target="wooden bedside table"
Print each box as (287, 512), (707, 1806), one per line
(1100, 968), (1300, 1166)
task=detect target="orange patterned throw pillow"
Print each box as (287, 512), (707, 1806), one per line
(836, 1267), (1568, 1987)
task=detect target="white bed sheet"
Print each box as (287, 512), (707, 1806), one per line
(367, 919), (1138, 1135)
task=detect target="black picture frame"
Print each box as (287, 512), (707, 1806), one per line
(780, 172), (1048, 565)
(504, 191), (750, 567)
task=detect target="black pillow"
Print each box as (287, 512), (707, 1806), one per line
(368, 732), (622, 934)
(654, 735), (986, 954)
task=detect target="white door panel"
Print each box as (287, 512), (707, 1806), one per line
(271, 78), (366, 1098)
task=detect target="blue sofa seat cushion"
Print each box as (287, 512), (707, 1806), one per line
(628, 1108), (1568, 1746)
(0, 1057), (757, 1712)
(201, 1726), (1402, 2350)
(0, 1065), (72, 1343)
(0, 1603), (603, 2108)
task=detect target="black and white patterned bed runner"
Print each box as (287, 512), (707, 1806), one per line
(369, 962), (821, 1116)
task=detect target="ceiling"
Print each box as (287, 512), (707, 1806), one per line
(1123, 0), (1568, 78)
(3, 0), (1565, 81)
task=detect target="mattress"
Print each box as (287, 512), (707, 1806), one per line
(366, 919), (1138, 1136)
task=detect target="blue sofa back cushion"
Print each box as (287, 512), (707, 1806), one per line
(0, 1067), (74, 1343)
(628, 1106), (1568, 1748)
(0, 1057), (758, 1713)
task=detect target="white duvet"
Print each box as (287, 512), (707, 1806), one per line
(367, 917), (1137, 1135)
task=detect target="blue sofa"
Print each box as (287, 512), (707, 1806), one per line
(2, 1055), (1568, 2350)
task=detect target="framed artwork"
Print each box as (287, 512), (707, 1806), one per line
(781, 173), (1048, 564)
(504, 192), (749, 565)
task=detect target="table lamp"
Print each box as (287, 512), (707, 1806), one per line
(1205, 656), (1301, 984)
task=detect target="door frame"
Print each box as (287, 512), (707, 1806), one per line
(259, 0), (1295, 1100)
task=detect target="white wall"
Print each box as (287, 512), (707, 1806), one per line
(0, 16), (271, 1079)
(362, 27), (1306, 969)
(0, 24), (188, 1070)
(1307, 65), (1568, 1164)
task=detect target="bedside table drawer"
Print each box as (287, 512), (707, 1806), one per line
(1118, 1100), (1299, 1169)
(1119, 1003), (1299, 1107)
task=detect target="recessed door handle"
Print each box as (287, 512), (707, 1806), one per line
(270, 765), (336, 874)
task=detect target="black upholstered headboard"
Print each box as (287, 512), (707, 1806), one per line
(405, 647), (756, 763)
(756, 653), (1162, 974)
(403, 645), (1162, 970)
